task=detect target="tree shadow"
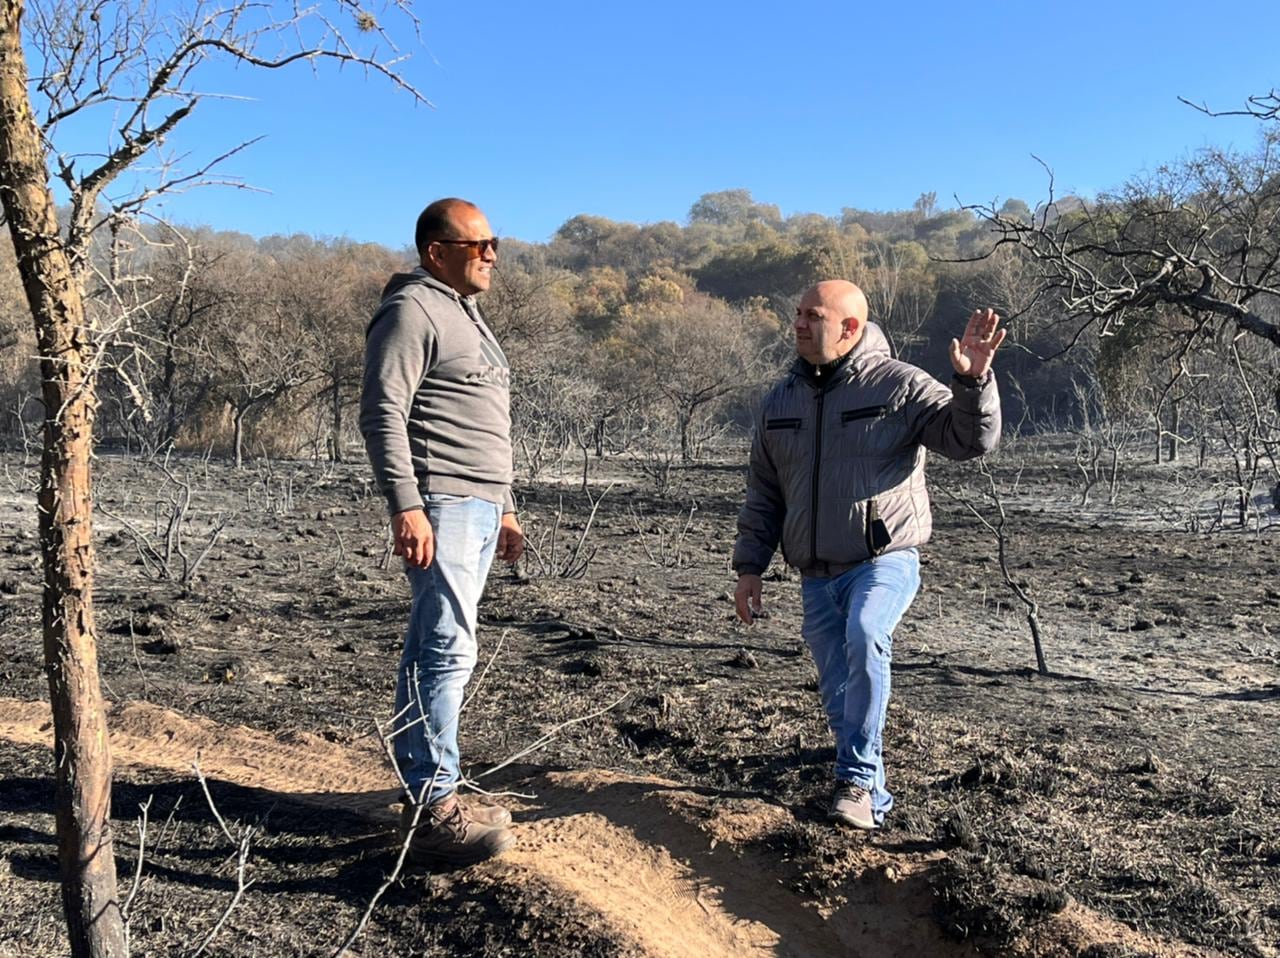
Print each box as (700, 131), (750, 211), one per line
(1214, 684), (1280, 702)
(895, 659), (1096, 684)
(0, 773), (399, 902)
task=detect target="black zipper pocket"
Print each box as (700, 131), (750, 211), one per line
(841, 405), (887, 424)
(766, 417), (803, 430)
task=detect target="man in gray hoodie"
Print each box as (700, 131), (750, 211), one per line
(361, 198), (523, 865)
(733, 280), (1004, 830)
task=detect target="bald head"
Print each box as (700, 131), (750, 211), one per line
(793, 280), (869, 364)
(802, 280), (869, 323)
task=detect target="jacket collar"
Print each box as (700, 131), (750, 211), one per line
(792, 349), (855, 388)
(789, 321), (892, 389)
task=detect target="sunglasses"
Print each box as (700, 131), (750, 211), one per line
(433, 237), (500, 258)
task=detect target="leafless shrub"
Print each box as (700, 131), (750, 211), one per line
(119, 796), (151, 951)
(2, 459), (39, 496)
(511, 370), (578, 482)
(633, 444), (678, 496)
(629, 500), (698, 568)
(523, 483), (615, 579)
(1069, 373), (1144, 507)
(628, 410), (682, 495)
(10, 395), (40, 465)
(246, 452), (297, 515)
(938, 459), (1049, 676)
(99, 464), (229, 586)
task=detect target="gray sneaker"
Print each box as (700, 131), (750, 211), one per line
(399, 793), (514, 866)
(828, 782), (875, 830)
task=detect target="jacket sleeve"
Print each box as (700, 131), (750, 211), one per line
(359, 295), (437, 516)
(732, 409), (786, 576)
(907, 370), (1002, 461)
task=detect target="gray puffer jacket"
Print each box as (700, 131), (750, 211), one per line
(733, 323), (1000, 578)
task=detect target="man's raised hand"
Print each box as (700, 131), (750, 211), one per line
(949, 308), (1006, 379)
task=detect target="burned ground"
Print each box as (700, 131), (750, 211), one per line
(0, 448), (1277, 957)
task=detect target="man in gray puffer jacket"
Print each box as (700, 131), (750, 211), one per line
(733, 280), (1004, 829)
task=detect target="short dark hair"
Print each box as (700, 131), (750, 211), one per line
(414, 198), (479, 257)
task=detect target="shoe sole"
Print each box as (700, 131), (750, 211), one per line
(406, 830), (516, 868)
(828, 810), (877, 830)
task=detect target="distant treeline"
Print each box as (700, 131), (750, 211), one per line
(0, 186), (1272, 499)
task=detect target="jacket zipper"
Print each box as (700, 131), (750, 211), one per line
(809, 387), (825, 569)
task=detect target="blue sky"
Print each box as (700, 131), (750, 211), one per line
(76, 0), (1278, 248)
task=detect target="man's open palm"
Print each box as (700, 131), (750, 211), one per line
(949, 308), (1006, 378)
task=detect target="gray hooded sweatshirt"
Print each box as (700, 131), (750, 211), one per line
(733, 322), (1000, 578)
(360, 268), (514, 516)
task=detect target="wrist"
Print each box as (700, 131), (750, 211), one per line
(954, 370), (992, 388)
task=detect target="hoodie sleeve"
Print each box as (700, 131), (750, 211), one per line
(733, 405), (786, 576)
(906, 369), (1002, 461)
(360, 291), (437, 515)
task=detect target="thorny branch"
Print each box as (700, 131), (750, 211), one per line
(964, 122), (1280, 355)
(475, 690), (634, 782)
(121, 795), (151, 947)
(190, 757), (256, 958)
(27, 0), (429, 278)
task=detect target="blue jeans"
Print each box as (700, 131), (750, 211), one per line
(394, 493), (501, 802)
(801, 548), (921, 824)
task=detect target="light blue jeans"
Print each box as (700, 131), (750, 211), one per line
(394, 493), (501, 802)
(801, 548), (921, 824)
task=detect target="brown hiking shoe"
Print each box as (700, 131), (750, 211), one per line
(399, 790), (511, 827)
(461, 793), (512, 827)
(828, 781), (875, 830)
(398, 793), (514, 866)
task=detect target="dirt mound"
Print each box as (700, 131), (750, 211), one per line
(0, 697), (1212, 957)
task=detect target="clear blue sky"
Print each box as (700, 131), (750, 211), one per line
(107, 0), (1278, 247)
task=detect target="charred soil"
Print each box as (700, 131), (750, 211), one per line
(0, 450), (1277, 957)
